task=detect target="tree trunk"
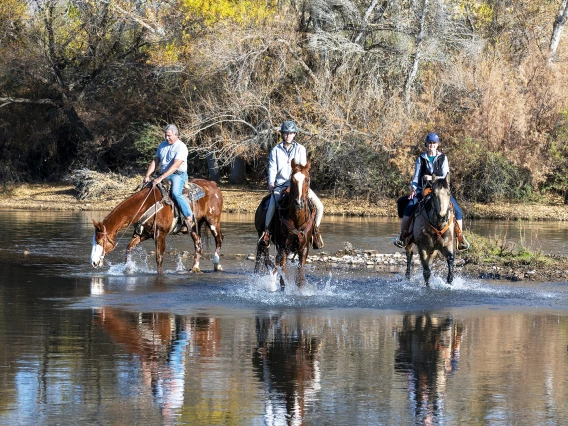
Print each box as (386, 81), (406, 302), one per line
(228, 156), (247, 184)
(404, 0), (429, 113)
(206, 152), (221, 183)
(549, 0), (568, 64)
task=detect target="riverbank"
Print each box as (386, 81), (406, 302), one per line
(1, 180), (568, 282)
(2, 181), (568, 220)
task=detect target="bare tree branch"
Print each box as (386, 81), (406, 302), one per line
(0, 97), (57, 109)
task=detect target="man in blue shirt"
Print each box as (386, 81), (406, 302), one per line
(143, 124), (194, 230)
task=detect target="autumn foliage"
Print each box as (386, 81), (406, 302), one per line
(1, 0), (568, 203)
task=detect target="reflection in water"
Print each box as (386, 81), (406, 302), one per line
(253, 313), (321, 425)
(394, 314), (463, 425)
(93, 299), (221, 423)
(94, 308), (188, 422)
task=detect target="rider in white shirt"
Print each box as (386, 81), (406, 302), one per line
(260, 120), (324, 249)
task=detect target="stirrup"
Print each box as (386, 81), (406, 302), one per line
(393, 232), (406, 248)
(185, 215), (195, 231)
(457, 236), (470, 251)
(312, 231), (324, 249)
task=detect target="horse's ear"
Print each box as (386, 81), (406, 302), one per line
(305, 158), (311, 170)
(432, 175), (439, 183)
(291, 159), (297, 169)
(445, 173), (450, 186)
(92, 219), (102, 230)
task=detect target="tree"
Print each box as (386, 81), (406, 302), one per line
(549, 0), (568, 64)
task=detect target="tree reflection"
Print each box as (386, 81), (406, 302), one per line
(252, 313), (321, 425)
(394, 314), (463, 425)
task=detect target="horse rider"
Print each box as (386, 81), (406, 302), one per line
(259, 120), (325, 249)
(143, 124), (195, 231)
(394, 132), (470, 251)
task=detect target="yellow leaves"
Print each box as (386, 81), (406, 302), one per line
(0, 0), (27, 42)
(455, 0), (493, 28)
(0, 0), (26, 21)
(181, 0), (276, 26)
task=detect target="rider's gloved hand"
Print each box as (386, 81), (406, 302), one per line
(268, 184), (275, 192)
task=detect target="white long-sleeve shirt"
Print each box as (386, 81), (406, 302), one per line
(267, 141), (307, 188)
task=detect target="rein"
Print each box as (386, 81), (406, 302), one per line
(420, 198), (454, 244)
(280, 193), (315, 244)
(100, 186), (157, 254)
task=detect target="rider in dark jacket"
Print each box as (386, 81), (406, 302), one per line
(394, 133), (470, 251)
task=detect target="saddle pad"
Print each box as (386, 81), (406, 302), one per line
(186, 182), (205, 201)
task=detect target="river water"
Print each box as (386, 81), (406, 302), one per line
(0, 210), (567, 425)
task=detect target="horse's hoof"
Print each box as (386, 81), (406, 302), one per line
(191, 266), (202, 273)
(214, 264), (223, 272)
(405, 272), (411, 279)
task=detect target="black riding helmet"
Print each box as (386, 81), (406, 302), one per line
(280, 120), (298, 133)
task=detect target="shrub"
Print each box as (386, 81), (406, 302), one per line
(310, 137), (406, 201)
(449, 138), (533, 202)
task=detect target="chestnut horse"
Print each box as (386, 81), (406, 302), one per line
(254, 159), (315, 290)
(91, 178), (223, 274)
(404, 177), (455, 286)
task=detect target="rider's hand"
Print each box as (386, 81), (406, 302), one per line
(268, 184), (275, 192)
(423, 175), (432, 181)
(143, 176), (151, 184)
(408, 189), (417, 199)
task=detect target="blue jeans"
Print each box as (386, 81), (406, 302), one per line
(166, 172), (192, 218)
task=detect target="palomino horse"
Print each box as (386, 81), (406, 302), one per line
(91, 178), (223, 274)
(404, 177), (455, 286)
(254, 159), (315, 290)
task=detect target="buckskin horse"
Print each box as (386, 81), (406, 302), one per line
(404, 177), (455, 286)
(254, 159), (315, 290)
(91, 179), (223, 274)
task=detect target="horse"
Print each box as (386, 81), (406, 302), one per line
(91, 178), (223, 274)
(404, 177), (455, 286)
(254, 159), (315, 290)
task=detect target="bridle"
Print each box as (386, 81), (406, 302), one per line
(97, 225), (118, 259)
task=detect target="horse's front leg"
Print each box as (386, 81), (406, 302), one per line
(125, 235), (145, 274)
(190, 229), (202, 273)
(126, 235), (142, 261)
(418, 248), (432, 287)
(279, 250), (288, 292)
(440, 246), (455, 284)
(296, 241), (310, 288)
(208, 220), (223, 271)
(405, 243), (414, 279)
(154, 230), (167, 275)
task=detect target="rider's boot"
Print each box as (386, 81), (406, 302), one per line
(393, 215), (411, 248)
(312, 225), (324, 249)
(259, 228), (270, 247)
(455, 219), (470, 251)
(185, 215), (195, 232)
